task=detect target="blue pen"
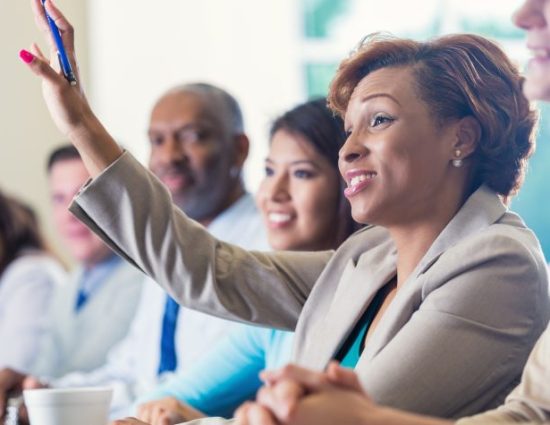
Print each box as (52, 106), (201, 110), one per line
(41, 0), (77, 85)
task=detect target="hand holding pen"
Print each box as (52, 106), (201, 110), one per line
(19, 0), (86, 134)
(20, 0), (124, 177)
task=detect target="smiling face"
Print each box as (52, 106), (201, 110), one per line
(256, 129), (341, 251)
(339, 66), (463, 227)
(148, 91), (241, 222)
(514, 0), (550, 100)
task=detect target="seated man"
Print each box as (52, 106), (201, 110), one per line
(35, 145), (145, 377)
(0, 145), (145, 416)
(25, 83), (268, 418)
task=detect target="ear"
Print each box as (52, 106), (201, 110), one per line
(232, 133), (250, 169)
(452, 116), (481, 160)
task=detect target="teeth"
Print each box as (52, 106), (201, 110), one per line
(349, 173), (376, 187)
(269, 212), (292, 223)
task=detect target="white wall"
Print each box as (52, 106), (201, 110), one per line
(1, 0), (305, 261)
(0, 0), (88, 263)
(87, 0), (304, 192)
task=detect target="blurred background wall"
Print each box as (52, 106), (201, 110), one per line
(2, 0), (548, 263)
(0, 0), (88, 264)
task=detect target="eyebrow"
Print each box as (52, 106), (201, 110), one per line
(147, 123), (199, 134)
(360, 93), (401, 106)
(265, 158), (321, 168)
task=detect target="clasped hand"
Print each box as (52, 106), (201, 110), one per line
(234, 361), (372, 425)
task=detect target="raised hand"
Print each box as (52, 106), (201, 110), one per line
(21, 0), (123, 177)
(23, 0), (92, 137)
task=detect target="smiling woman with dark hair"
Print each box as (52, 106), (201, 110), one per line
(133, 98), (357, 424)
(17, 0), (550, 422)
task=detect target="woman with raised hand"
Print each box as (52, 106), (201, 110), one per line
(19, 0), (548, 422)
(133, 98), (356, 424)
(235, 2), (550, 424)
(0, 190), (66, 413)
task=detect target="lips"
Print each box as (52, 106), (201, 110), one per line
(344, 169), (377, 197)
(531, 48), (550, 59)
(527, 44), (550, 66)
(158, 167), (193, 189)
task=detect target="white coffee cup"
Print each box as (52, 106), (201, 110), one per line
(23, 387), (113, 425)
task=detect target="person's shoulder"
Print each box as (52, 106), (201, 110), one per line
(491, 209), (544, 252)
(1, 252), (66, 285)
(453, 210), (544, 264)
(428, 211), (548, 298)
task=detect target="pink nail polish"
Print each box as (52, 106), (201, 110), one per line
(19, 49), (35, 64)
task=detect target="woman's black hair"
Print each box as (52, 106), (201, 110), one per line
(270, 98), (359, 245)
(0, 189), (46, 275)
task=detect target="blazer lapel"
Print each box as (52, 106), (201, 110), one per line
(415, 185), (506, 278)
(303, 237), (397, 369)
(297, 186), (506, 370)
(360, 185), (507, 362)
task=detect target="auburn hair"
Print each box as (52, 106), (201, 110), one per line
(328, 33), (538, 200)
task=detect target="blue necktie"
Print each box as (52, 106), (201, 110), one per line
(74, 288), (88, 311)
(157, 295), (180, 375)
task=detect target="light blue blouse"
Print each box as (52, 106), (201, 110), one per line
(137, 326), (293, 418)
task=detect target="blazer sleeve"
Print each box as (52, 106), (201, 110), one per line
(69, 152), (332, 330)
(456, 326), (550, 423)
(359, 232), (549, 418)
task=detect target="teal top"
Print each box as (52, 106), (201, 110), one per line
(335, 284), (388, 368)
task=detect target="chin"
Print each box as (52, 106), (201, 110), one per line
(267, 236), (294, 251)
(269, 241), (291, 251)
(351, 207), (375, 226)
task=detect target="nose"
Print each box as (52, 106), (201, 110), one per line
(338, 132), (368, 166)
(513, 0), (546, 30)
(158, 137), (186, 164)
(266, 171), (291, 203)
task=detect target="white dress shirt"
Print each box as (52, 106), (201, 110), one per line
(34, 256), (145, 378)
(54, 193), (269, 418)
(0, 251), (66, 373)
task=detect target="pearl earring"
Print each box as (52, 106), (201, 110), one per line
(452, 149), (463, 168)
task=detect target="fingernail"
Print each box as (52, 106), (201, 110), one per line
(19, 49), (35, 64)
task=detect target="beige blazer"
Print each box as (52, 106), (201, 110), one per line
(457, 325), (550, 423)
(70, 152), (550, 419)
